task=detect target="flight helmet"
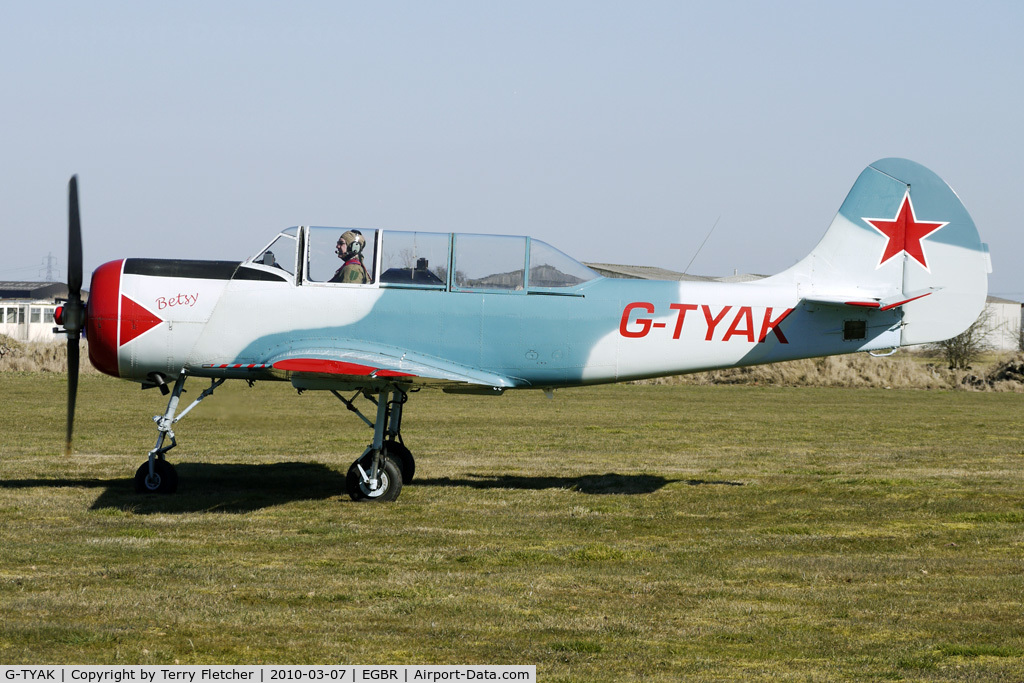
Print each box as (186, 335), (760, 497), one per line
(336, 230), (365, 259)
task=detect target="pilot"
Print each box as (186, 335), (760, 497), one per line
(330, 230), (369, 284)
(260, 250), (280, 268)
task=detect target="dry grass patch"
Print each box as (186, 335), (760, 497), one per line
(642, 350), (1024, 392)
(0, 336), (100, 374)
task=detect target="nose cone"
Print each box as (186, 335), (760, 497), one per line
(86, 259), (123, 377)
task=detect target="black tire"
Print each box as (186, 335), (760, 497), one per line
(346, 452), (403, 502)
(134, 459), (178, 494)
(384, 439), (415, 484)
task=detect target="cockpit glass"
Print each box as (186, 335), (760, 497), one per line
(454, 234), (527, 290)
(380, 231), (449, 286)
(254, 234), (297, 276)
(528, 239), (598, 288)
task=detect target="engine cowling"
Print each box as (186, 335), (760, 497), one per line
(86, 259), (123, 378)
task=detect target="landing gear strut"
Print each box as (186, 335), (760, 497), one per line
(134, 370), (224, 494)
(334, 386), (413, 502)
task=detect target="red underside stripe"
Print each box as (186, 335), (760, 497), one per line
(274, 359), (376, 375)
(271, 358), (415, 378)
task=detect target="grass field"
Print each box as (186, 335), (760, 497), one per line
(1, 373), (1023, 680)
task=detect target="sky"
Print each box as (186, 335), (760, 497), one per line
(2, 1), (1022, 298)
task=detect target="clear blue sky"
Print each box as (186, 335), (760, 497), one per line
(2, 1), (1022, 298)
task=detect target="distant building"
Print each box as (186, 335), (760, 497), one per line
(983, 296), (1023, 351)
(584, 263), (1023, 351)
(0, 281), (84, 342)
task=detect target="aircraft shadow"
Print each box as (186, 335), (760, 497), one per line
(1, 462), (346, 514)
(2, 466), (743, 512)
(416, 472), (693, 495)
(96, 462), (347, 514)
(0, 477), (119, 490)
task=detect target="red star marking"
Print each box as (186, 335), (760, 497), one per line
(863, 193), (947, 271)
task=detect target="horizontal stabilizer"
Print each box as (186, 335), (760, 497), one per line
(803, 288), (938, 311)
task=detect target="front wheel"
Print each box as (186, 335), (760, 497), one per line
(346, 453), (403, 502)
(134, 459), (178, 494)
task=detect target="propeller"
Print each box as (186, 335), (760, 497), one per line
(59, 176), (86, 456)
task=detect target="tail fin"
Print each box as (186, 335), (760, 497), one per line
(779, 158), (990, 345)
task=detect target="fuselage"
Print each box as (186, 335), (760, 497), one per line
(85, 227), (903, 390)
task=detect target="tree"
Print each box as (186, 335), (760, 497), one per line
(936, 307), (992, 370)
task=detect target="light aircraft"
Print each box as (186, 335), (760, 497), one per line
(55, 158), (989, 502)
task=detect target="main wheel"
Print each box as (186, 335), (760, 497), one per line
(384, 439), (415, 484)
(346, 452), (403, 502)
(134, 459), (178, 494)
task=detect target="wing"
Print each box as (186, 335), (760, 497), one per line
(259, 346), (522, 393)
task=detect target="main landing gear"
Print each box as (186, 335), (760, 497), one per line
(134, 370), (224, 494)
(332, 386), (414, 502)
(135, 372), (414, 503)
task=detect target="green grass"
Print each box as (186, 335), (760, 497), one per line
(2, 373), (1024, 680)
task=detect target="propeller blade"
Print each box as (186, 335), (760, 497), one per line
(65, 175), (84, 456)
(68, 176), (82, 297)
(66, 339), (79, 456)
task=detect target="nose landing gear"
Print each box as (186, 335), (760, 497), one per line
(133, 370), (224, 495)
(134, 458), (178, 494)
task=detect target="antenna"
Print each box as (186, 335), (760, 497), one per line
(682, 215), (720, 276)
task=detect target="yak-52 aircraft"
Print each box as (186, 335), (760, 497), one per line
(55, 158), (989, 501)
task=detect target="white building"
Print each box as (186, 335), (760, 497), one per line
(982, 295), (1022, 351)
(0, 282), (79, 342)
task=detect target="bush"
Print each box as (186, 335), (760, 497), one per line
(934, 309), (992, 370)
